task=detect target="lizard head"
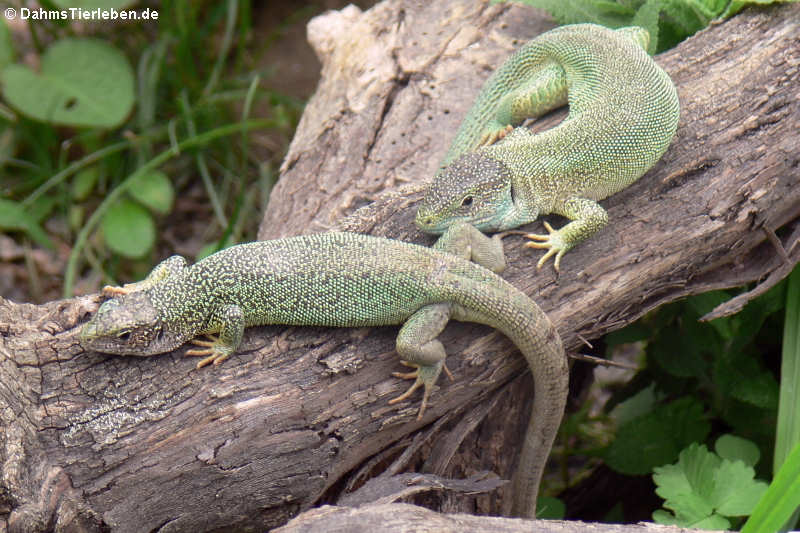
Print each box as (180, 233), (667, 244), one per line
(80, 291), (185, 356)
(415, 152), (526, 234)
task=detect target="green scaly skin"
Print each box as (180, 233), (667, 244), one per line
(80, 225), (569, 519)
(415, 23), (680, 270)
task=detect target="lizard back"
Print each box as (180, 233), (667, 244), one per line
(416, 23), (679, 234)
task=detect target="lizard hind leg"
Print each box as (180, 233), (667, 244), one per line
(388, 303), (453, 420)
(102, 255), (188, 296)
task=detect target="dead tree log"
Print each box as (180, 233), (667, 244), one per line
(1, 0), (798, 531)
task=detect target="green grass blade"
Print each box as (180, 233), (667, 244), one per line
(775, 264), (800, 473)
(742, 440), (800, 533)
(746, 263), (800, 533)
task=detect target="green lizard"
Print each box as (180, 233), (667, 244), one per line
(80, 224), (569, 518)
(415, 23), (680, 270)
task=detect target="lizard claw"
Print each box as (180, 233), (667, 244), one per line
(102, 284), (133, 297)
(388, 361), (449, 420)
(478, 124), (514, 147)
(185, 335), (231, 368)
(524, 221), (567, 271)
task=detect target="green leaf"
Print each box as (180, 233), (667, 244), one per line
(101, 198), (155, 258)
(536, 496), (565, 519)
(654, 443), (767, 528)
(72, 168), (100, 201)
(0, 198), (54, 249)
(721, 0), (797, 18)
(715, 434), (760, 467)
(712, 459), (767, 516)
(714, 350), (779, 410)
(606, 397), (709, 475)
(605, 322), (651, 347)
(650, 322), (710, 378)
(508, 0), (635, 27)
(1, 38), (134, 128)
(127, 170), (174, 215)
(196, 237), (236, 261)
(0, 125), (14, 167)
(630, 0), (663, 54)
(0, 19), (14, 71)
(609, 383), (659, 425)
(688, 291), (733, 339)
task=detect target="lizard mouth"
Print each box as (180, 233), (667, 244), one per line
(415, 210), (507, 235)
(414, 212), (447, 234)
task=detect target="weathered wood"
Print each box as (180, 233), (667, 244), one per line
(1, 0), (798, 531)
(275, 502), (720, 533)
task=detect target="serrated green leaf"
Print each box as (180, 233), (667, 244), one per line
(654, 442), (768, 527)
(127, 170), (174, 215)
(0, 19), (14, 70)
(663, 491), (714, 524)
(654, 508), (731, 530)
(653, 509), (679, 525)
(0, 198), (54, 249)
(682, 443), (720, 498)
(712, 459), (768, 516)
(630, 0), (662, 54)
(1, 38), (134, 128)
(606, 398), (709, 475)
(715, 434), (760, 467)
(72, 168), (100, 201)
(714, 351), (779, 409)
(510, 0), (635, 27)
(693, 514), (732, 530)
(101, 198), (155, 258)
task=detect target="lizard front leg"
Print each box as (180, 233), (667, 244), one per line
(433, 221), (507, 274)
(185, 304), (245, 368)
(525, 196), (609, 271)
(388, 303), (453, 420)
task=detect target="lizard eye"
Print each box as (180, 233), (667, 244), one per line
(117, 330), (131, 341)
(461, 196), (473, 207)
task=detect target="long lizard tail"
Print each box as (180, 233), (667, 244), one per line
(449, 278), (569, 518)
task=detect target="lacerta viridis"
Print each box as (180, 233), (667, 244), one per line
(80, 224), (569, 518)
(416, 23), (680, 270)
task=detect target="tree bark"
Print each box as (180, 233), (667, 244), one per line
(1, 1), (798, 532)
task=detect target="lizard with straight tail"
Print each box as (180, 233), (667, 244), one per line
(415, 23), (680, 270)
(80, 224), (569, 518)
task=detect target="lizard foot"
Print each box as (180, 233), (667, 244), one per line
(524, 221), (568, 271)
(102, 284), (132, 297)
(478, 124), (514, 147)
(388, 361), (452, 420)
(185, 335), (232, 368)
